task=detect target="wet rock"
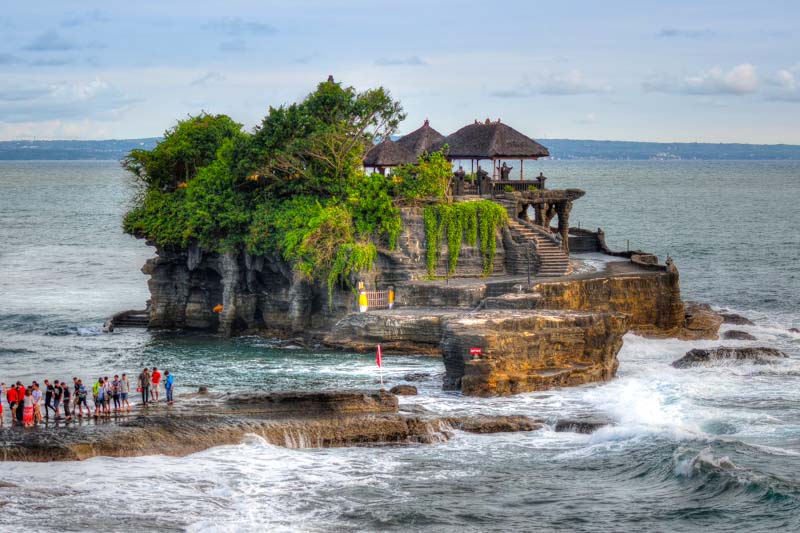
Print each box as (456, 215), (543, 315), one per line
(554, 419), (609, 434)
(402, 372), (432, 382)
(720, 313), (755, 326)
(680, 302), (723, 340)
(443, 415), (543, 433)
(672, 347), (787, 368)
(722, 330), (756, 341)
(198, 386), (209, 394)
(389, 385), (418, 396)
(789, 328), (800, 334)
(0, 390), (435, 462)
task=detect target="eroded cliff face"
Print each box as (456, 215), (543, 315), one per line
(447, 311), (628, 396)
(325, 309), (629, 396)
(529, 266), (685, 336)
(143, 244), (347, 336)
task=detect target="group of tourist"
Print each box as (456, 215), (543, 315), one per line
(1, 367), (175, 427)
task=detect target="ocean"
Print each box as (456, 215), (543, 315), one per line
(1, 159), (799, 532)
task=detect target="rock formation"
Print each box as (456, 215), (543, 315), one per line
(0, 390), (597, 462)
(672, 347), (787, 368)
(722, 330), (757, 341)
(720, 312), (755, 326)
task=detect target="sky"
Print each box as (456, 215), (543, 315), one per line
(1, 0), (798, 143)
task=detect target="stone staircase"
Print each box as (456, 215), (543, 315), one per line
(506, 219), (570, 277)
(493, 195), (569, 278)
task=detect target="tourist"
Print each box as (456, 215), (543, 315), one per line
(75, 380), (89, 417)
(61, 382), (72, 421)
(103, 377), (112, 415)
(138, 368), (150, 405)
(22, 388), (34, 428)
(52, 379), (62, 419)
(44, 379), (55, 420)
(0, 383), (5, 426)
(164, 371), (174, 405)
(121, 373), (131, 412)
(93, 377), (104, 417)
(111, 375), (122, 412)
(16, 382), (26, 423)
(6, 382), (18, 424)
(32, 382), (42, 423)
(73, 377), (81, 413)
(151, 366), (162, 402)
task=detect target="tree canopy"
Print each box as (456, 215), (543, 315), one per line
(123, 77), (459, 299)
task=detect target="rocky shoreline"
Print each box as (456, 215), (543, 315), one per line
(0, 390), (604, 462)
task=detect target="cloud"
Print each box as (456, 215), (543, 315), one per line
(206, 17), (275, 35)
(0, 53), (19, 64)
(191, 72), (226, 87)
(0, 78), (138, 122)
(219, 39), (249, 52)
(23, 29), (76, 52)
(29, 57), (75, 67)
(492, 70), (609, 97)
(61, 9), (109, 27)
(644, 64), (758, 95)
(375, 56), (427, 66)
(575, 112), (598, 125)
(765, 65), (800, 101)
(657, 28), (715, 39)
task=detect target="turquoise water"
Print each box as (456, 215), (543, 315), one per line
(1, 160), (799, 532)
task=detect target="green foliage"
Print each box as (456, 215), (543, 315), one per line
(392, 150), (452, 202)
(527, 185), (539, 192)
(328, 242), (377, 303)
(347, 171), (402, 249)
(504, 185), (514, 193)
(242, 78), (405, 198)
(423, 201), (508, 278)
(123, 113), (244, 190)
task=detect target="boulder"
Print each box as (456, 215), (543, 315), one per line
(680, 302), (723, 340)
(554, 419), (610, 434)
(672, 347), (787, 368)
(402, 372), (432, 382)
(443, 415), (543, 433)
(389, 385), (418, 396)
(722, 330), (756, 341)
(720, 313), (755, 326)
(789, 328), (800, 334)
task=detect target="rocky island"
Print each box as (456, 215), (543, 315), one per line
(123, 78), (719, 399)
(2, 77), (730, 462)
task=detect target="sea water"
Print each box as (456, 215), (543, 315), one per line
(0, 160), (799, 532)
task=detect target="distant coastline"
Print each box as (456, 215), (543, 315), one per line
(2, 137), (800, 161)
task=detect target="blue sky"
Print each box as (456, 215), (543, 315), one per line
(1, 0), (798, 143)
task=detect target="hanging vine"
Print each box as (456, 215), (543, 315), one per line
(423, 200), (507, 278)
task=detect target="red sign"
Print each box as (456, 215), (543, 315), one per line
(469, 347), (482, 356)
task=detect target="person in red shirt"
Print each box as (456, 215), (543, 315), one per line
(7, 383), (19, 423)
(151, 367), (162, 402)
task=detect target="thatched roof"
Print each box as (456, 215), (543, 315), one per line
(436, 119), (549, 159)
(395, 119), (445, 158)
(362, 137), (416, 167)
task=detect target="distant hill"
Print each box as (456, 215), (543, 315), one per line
(0, 138), (160, 160)
(540, 139), (800, 160)
(1, 137), (800, 161)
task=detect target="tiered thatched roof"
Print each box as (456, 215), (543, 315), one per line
(435, 119), (549, 159)
(362, 137), (416, 167)
(395, 119), (445, 158)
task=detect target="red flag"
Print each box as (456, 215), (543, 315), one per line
(376, 344), (382, 368)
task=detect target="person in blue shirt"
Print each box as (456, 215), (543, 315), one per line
(164, 371), (175, 405)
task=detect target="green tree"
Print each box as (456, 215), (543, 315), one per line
(123, 113), (245, 190)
